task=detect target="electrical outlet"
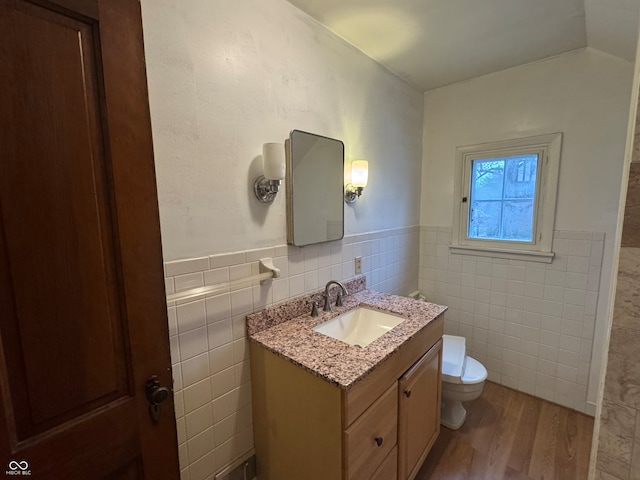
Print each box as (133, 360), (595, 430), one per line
(354, 256), (362, 274)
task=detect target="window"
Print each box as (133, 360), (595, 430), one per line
(451, 133), (562, 263)
(468, 154), (538, 242)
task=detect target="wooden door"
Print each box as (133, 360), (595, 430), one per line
(397, 339), (442, 480)
(0, 0), (179, 478)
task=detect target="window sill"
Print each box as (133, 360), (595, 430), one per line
(449, 245), (555, 264)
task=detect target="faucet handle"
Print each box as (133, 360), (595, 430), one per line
(307, 300), (319, 317)
(335, 292), (344, 307)
(322, 293), (332, 312)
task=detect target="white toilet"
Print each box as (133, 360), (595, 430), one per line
(440, 334), (488, 430)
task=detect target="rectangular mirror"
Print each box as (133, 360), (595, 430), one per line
(286, 130), (344, 247)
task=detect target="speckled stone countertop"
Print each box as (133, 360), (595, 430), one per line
(246, 278), (447, 390)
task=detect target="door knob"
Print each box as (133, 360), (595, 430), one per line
(145, 375), (170, 424)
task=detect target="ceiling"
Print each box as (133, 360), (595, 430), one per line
(287, 0), (640, 91)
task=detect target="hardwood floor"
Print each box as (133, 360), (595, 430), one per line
(416, 381), (594, 480)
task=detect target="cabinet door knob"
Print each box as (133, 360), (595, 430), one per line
(374, 437), (383, 447)
(404, 390), (412, 398)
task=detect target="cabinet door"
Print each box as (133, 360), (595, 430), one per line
(397, 339), (442, 480)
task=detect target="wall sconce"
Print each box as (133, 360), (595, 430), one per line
(254, 143), (286, 204)
(344, 159), (368, 204)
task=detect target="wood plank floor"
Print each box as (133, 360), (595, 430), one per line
(416, 381), (594, 480)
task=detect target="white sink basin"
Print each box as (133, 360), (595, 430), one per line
(313, 307), (405, 347)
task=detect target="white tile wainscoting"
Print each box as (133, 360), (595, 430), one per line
(163, 226), (420, 480)
(419, 226), (604, 415)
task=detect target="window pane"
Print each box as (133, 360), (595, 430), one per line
(468, 153), (538, 242)
(504, 154), (538, 199)
(469, 200), (502, 239)
(502, 200), (534, 241)
(471, 159), (504, 200)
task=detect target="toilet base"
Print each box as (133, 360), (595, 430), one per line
(440, 399), (467, 430)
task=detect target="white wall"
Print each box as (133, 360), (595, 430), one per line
(140, 0), (634, 472)
(165, 228), (419, 479)
(420, 48), (634, 411)
(421, 226), (604, 414)
(140, 0), (423, 477)
(142, 0), (423, 261)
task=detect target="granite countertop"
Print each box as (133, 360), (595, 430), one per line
(246, 279), (447, 390)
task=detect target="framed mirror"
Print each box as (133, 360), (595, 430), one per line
(286, 130), (344, 247)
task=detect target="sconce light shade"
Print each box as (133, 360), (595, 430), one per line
(345, 159), (369, 204)
(254, 142), (285, 204)
(350, 160), (368, 188)
(263, 143), (286, 180)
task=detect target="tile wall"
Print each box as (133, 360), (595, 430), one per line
(595, 162), (640, 480)
(163, 226), (420, 480)
(419, 226), (604, 414)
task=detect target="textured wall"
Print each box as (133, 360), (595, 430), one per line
(139, 0), (424, 477)
(140, 0), (423, 261)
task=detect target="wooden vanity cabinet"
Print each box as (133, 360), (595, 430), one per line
(249, 314), (444, 480)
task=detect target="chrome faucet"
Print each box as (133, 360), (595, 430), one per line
(322, 280), (349, 312)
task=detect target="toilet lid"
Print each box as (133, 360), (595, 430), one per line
(441, 334), (466, 384)
(461, 356), (488, 385)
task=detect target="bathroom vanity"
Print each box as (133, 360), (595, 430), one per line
(247, 280), (446, 480)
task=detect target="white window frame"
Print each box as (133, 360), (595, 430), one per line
(451, 133), (562, 263)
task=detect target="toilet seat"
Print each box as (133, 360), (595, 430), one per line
(461, 356), (487, 385)
(441, 334), (488, 385)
